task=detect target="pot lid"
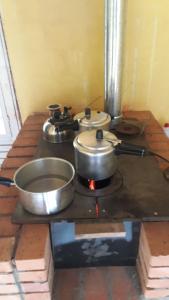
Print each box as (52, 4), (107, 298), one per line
(74, 110), (111, 127)
(74, 129), (120, 152)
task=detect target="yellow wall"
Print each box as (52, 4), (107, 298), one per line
(0, 0), (104, 121)
(0, 0), (169, 124)
(122, 0), (169, 124)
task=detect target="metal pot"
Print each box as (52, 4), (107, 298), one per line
(0, 158), (75, 215)
(74, 108), (111, 132)
(73, 129), (148, 181)
(43, 104), (79, 143)
(73, 129), (120, 180)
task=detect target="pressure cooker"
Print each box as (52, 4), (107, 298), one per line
(74, 108), (111, 132)
(73, 129), (148, 181)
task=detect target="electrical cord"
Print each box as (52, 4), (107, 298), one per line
(117, 141), (169, 164)
(149, 151), (169, 163)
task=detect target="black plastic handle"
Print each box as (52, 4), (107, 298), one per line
(96, 129), (103, 140)
(63, 106), (72, 117)
(0, 177), (14, 187)
(85, 107), (91, 119)
(115, 142), (148, 157)
(57, 120), (79, 131)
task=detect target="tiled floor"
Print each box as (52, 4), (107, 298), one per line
(52, 266), (169, 300)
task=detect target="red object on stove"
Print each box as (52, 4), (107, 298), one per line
(88, 179), (96, 191)
(88, 179), (99, 217)
(96, 202), (99, 217)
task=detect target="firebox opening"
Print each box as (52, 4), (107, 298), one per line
(78, 176), (112, 190)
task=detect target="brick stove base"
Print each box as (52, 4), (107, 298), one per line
(0, 111), (169, 299)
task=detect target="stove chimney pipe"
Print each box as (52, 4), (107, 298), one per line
(104, 0), (126, 125)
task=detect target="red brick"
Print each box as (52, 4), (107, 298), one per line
(24, 292), (51, 300)
(137, 256), (169, 289)
(153, 150), (169, 160)
(54, 267), (140, 300)
(2, 157), (31, 169)
(0, 197), (17, 215)
(0, 283), (19, 294)
(21, 257), (54, 293)
(147, 141), (169, 151)
(18, 253), (52, 283)
(54, 269), (80, 300)
(141, 223), (169, 267)
(145, 118), (163, 127)
(18, 131), (41, 139)
(145, 133), (169, 143)
(0, 185), (18, 197)
(13, 137), (40, 147)
(23, 114), (47, 125)
(0, 273), (15, 284)
(75, 223), (126, 239)
(138, 241), (169, 278)
(144, 123), (164, 134)
(153, 151), (169, 167)
(22, 123), (43, 131)
(108, 267), (139, 300)
(7, 147), (37, 158)
(0, 296), (21, 300)
(137, 260), (169, 299)
(123, 110), (153, 121)
(21, 282), (50, 293)
(84, 268), (110, 300)
(158, 162), (169, 171)
(0, 217), (19, 237)
(0, 237), (15, 272)
(18, 268), (48, 283)
(15, 224), (51, 271)
(0, 258), (52, 285)
(150, 150), (169, 169)
(0, 169), (17, 178)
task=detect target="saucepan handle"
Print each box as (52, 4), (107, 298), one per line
(115, 142), (149, 157)
(0, 177), (14, 187)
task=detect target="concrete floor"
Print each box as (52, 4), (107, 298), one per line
(52, 266), (169, 300)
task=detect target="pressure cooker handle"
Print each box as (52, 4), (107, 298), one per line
(0, 176), (14, 187)
(115, 142), (149, 157)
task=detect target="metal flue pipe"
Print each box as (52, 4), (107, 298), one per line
(104, 0), (126, 124)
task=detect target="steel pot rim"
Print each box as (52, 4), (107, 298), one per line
(13, 157), (75, 195)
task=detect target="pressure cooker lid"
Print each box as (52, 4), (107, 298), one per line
(75, 129), (119, 151)
(74, 110), (111, 126)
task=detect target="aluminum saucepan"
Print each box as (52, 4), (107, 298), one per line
(0, 157), (75, 215)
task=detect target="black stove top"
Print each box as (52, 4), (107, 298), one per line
(12, 131), (169, 224)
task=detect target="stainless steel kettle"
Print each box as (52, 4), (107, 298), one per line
(43, 104), (79, 143)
